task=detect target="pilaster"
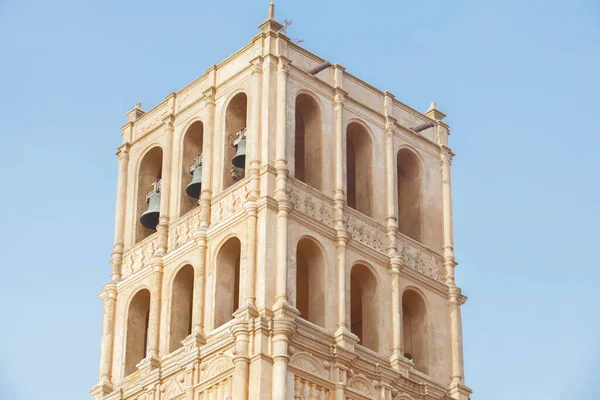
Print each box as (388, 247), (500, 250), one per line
(110, 143), (130, 282)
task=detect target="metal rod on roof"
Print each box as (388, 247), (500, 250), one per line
(308, 62), (332, 75)
(411, 121), (436, 133)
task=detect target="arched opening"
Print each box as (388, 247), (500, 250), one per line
(397, 149), (422, 242)
(346, 122), (373, 217)
(350, 263), (378, 351)
(136, 146), (163, 243)
(402, 289), (429, 374)
(214, 237), (241, 328)
(296, 237), (325, 327)
(180, 121), (204, 216)
(135, 146), (162, 243)
(223, 93), (248, 190)
(295, 93), (323, 190)
(124, 289), (150, 376)
(169, 265), (194, 353)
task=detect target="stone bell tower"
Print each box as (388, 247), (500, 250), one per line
(91, 4), (472, 400)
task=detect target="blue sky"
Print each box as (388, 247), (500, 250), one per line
(0, 1), (599, 399)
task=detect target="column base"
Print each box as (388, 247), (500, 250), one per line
(390, 352), (412, 375)
(136, 355), (160, 375)
(90, 380), (113, 399)
(448, 382), (472, 400)
(182, 332), (206, 351)
(334, 327), (359, 351)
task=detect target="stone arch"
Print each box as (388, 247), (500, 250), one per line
(162, 377), (184, 400)
(179, 120), (204, 216)
(135, 145), (163, 243)
(295, 236), (326, 328)
(350, 262), (379, 352)
(397, 147), (423, 242)
(289, 352), (326, 378)
(294, 92), (323, 190)
(168, 264), (194, 353)
(223, 92), (248, 189)
(346, 120), (374, 218)
(402, 288), (429, 374)
(393, 394), (413, 400)
(347, 375), (376, 398)
(124, 288), (151, 376)
(214, 236), (242, 328)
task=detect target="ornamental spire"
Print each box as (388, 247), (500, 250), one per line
(258, 2), (283, 33)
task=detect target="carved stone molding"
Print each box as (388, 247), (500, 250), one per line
(121, 237), (158, 279)
(398, 241), (444, 282)
(347, 375), (376, 398)
(210, 182), (249, 225)
(343, 215), (387, 254)
(289, 352), (326, 378)
(286, 182), (333, 227)
(168, 208), (201, 252)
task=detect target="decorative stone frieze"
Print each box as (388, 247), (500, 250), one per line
(121, 235), (158, 279)
(398, 240), (445, 282)
(210, 180), (249, 226)
(167, 207), (201, 252)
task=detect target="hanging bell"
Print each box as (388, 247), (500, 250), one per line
(231, 127), (247, 169)
(185, 153), (203, 199)
(140, 180), (161, 230)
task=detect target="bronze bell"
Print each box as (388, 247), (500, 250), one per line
(140, 180), (161, 230)
(231, 127), (247, 169)
(185, 153), (203, 199)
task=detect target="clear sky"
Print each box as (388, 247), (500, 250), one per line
(0, 1), (599, 399)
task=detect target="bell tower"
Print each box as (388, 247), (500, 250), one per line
(91, 4), (472, 400)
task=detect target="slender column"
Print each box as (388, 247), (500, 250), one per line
(449, 287), (465, 386)
(199, 88), (216, 228)
(110, 143), (130, 281)
(244, 58), (262, 306)
(98, 282), (117, 385)
(384, 112), (404, 366)
(441, 146), (456, 285)
(190, 234), (207, 341)
(271, 319), (295, 400)
(231, 322), (250, 400)
(440, 145), (465, 386)
(157, 116), (175, 253)
(147, 258), (164, 359)
(274, 56), (291, 304)
(184, 364), (195, 400)
(332, 88), (350, 333)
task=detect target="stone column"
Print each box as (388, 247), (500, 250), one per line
(245, 57), (262, 306)
(231, 321), (250, 400)
(199, 87), (216, 229)
(157, 116), (175, 254)
(146, 257), (164, 362)
(274, 56), (291, 304)
(186, 233), (207, 346)
(440, 145), (466, 387)
(110, 143), (130, 282)
(383, 102), (404, 367)
(97, 282), (117, 386)
(332, 87), (351, 336)
(271, 316), (296, 400)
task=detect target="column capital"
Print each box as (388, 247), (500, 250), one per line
(277, 56), (291, 72)
(116, 142), (131, 160)
(250, 56), (263, 74)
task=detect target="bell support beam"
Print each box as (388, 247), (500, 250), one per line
(110, 143), (130, 282)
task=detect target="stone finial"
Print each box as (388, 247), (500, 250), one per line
(126, 101), (146, 122)
(424, 101), (446, 121)
(258, 1), (284, 33)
